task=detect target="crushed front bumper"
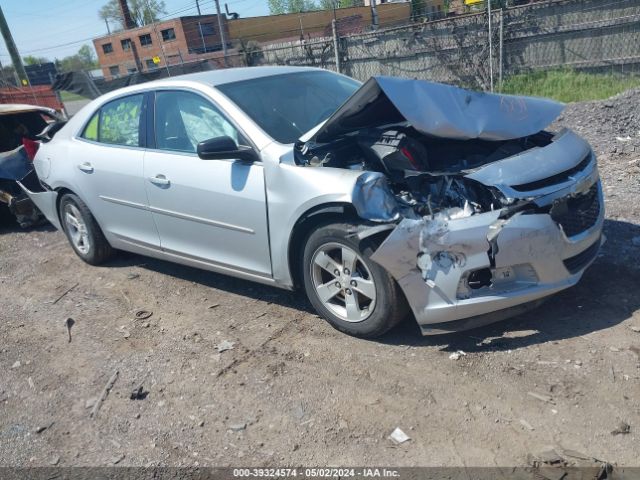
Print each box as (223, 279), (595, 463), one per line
(371, 180), (605, 335)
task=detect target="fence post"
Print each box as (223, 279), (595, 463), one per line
(332, 19), (341, 74)
(487, 0), (494, 92)
(499, 8), (503, 92)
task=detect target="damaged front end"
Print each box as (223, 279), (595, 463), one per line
(296, 77), (604, 334)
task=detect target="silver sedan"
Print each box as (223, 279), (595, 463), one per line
(22, 66), (604, 337)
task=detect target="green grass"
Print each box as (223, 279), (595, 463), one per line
(501, 69), (640, 103)
(59, 90), (88, 102)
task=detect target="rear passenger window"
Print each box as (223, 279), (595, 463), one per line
(81, 94), (144, 147)
(83, 112), (98, 141)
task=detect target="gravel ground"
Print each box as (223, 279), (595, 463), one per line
(1, 91), (639, 469)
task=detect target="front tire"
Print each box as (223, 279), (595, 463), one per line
(302, 221), (407, 338)
(59, 193), (112, 265)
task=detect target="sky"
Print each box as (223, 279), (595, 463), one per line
(0, 0), (270, 64)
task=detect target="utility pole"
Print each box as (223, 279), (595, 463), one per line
(487, 0), (494, 92)
(214, 0), (228, 66)
(369, 0), (379, 30)
(105, 18), (111, 34)
(498, 8), (503, 92)
(0, 5), (29, 86)
(118, 0), (142, 72)
(196, 0), (201, 15)
(332, 19), (340, 74)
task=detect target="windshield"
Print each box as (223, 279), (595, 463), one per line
(216, 71), (361, 144)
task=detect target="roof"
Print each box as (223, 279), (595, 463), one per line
(147, 66), (324, 88)
(0, 104), (57, 116)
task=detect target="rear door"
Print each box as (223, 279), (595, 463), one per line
(73, 93), (160, 249)
(142, 89), (271, 277)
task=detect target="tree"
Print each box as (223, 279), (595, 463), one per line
(98, 0), (167, 29)
(22, 56), (51, 66)
(318, 0), (361, 10)
(268, 0), (318, 14)
(55, 45), (99, 73)
(77, 45), (97, 66)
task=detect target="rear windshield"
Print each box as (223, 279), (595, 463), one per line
(217, 71), (360, 144)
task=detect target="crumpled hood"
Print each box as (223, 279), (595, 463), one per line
(302, 76), (565, 144)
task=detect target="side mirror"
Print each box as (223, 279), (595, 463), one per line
(196, 136), (258, 162)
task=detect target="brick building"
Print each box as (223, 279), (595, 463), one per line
(93, 15), (229, 80)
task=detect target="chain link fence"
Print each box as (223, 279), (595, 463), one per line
(247, 0), (640, 91)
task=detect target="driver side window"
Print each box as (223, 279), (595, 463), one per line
(154, 90), (243, 154)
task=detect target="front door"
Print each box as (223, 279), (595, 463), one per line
(143, 89), (271, 277)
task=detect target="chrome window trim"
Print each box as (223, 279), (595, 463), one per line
(148, 86), (261, 158)
(75, 92), (147, 148)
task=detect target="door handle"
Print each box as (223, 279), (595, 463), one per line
(78, 162), (94, 173)
(149, 174), (170, 186)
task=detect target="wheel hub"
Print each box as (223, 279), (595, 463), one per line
(310, 242), (376, 323)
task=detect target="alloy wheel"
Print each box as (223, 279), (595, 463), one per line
(63, 203), (91, 255)
(310, 242), (376, 323)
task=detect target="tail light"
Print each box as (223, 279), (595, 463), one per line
(22, 138), (39, 161)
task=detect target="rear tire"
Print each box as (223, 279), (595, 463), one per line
(302, 221), (407, 338)
(59, 193), (112, 265)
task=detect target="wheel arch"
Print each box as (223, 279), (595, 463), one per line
(287, 202), (360, 290)
(54, 186), (79, 227)
(54, 187), (109, 239)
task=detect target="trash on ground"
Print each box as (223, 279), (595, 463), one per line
(562, 449), (593, 461)
(51, 282), (79, 305)
(611, 421), (630, 435)
(537, 449), (565, 465)
(35, 421), (54, 434)
(64, 317), (74, 343)
(519, 419), (534, 431)
(130, 385), (148, 400)
(448, 350), (466, 360)
(216, 340), (235, 353)
(11, 361), (21, 369)
(126, 273), (139, 280)
(528, 391), (554, 403)
(388, 427), (410, 444)
(90, 370), (119, 419)
(228, 422), (247, 432)
(134, 310), (153, 320)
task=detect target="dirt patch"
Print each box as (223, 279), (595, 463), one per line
(1, 92), (639, 468)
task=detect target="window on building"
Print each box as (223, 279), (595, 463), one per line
(139, 33), (152, 46)
(121, 38), (132, 51)
(108, 65), (120, 77)
(102, 43), (114, 54)
(145, 58), (158, 70)
(161, 28), (176, 41)
(81, 94), (144, 147)
(199, 23), (215, 36)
